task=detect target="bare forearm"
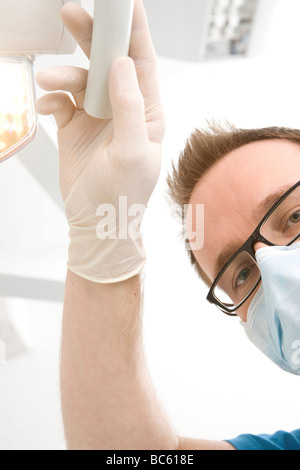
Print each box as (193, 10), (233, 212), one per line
(60, 270), (177, 450)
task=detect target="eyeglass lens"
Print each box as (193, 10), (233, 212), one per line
(213, 185), (300, 308)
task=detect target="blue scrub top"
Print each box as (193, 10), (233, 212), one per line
(226, 429), (300, 450)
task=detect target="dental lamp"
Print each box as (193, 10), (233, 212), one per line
(0, 0), (81, 163)
(84, 0), (134, 119)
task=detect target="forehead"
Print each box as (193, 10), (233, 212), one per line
(189, 139), (300, 281)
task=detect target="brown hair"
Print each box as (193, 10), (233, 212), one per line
(167, 122), (300, 285)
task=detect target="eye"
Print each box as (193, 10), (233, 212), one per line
(287, 210), (300, 227)
(235, 267), (252, 288)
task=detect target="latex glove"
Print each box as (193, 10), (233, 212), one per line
(35, 0), (165, 283)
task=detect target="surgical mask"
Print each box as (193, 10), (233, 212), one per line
(241, 241), (300, 375)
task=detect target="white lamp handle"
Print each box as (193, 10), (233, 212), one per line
(84, 0), (134, 120)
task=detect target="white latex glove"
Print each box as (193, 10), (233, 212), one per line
(35, 0), (165, 283)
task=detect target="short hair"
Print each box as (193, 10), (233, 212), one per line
(167, 122), (300, 286)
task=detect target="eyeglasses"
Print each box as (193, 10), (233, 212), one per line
(207, 181), (300, 316)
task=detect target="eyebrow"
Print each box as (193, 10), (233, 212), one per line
(253, 183), (295, 222)
(213, 183), (296, 279)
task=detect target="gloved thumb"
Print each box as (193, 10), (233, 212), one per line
(109, 57), (148, 149)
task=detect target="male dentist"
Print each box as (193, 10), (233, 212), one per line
(36, 1), (300, 450)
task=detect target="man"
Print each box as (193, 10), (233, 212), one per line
(35, 1), (300, 450)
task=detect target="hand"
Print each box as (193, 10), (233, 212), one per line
(36, 0), (164, 204)
(35, 0), (165, 283)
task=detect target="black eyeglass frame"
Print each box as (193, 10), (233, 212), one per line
(207, 180), (300, 316)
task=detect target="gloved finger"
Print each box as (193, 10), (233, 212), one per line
(109, 57), (148, 152)
(61, 2), (93, 59)
(36, 67), (88, 110)
(129, 0), (165, 145)
(35, 92), (76, 129)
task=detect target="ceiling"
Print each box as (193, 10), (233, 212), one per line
(80, 0), (275, 61)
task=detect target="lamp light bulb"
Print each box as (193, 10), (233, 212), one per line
(0, 55), (37, 163)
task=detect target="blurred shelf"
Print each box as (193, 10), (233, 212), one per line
(143, 0), (276, 61)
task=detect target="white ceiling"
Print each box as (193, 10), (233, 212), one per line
(34, 0), (300, 79)
(1, 1), (300, 450)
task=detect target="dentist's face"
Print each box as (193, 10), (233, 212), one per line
(189, 139), (300, 321)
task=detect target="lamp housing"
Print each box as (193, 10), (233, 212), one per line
(0, 0), (80, 55)
(0, 0), (81, 163)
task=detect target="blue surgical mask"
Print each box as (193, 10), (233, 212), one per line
(241, 242), (300, 375)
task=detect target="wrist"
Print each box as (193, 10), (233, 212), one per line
(64, 269), (143, 350)
(67, 232), (146, 284)
(65, 190), (147, 284)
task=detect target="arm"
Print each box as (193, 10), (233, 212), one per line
(61, 271), (177, 450)
(62, 271), (235, 450)
(36, 0), (235, 451)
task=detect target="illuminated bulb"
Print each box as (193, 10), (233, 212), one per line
(217, 0), (230, 9)
(229, 13), (240, 28)
(232, 0), (244, 6)
(0, 56), (37, 163)
(214, 15), (226, 29)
